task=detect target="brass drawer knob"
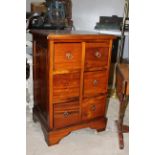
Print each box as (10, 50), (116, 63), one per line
(63, 111), (70, 117)
(93, 79), (98, 86)
(91, 105), (96, 111)
(66, 52), (73, 60)
(94, 51), (101, 58)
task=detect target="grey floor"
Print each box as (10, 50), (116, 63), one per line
(26, 98), (129, 155)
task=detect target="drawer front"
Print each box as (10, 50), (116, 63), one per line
(53, 73), (80, 103)
(54, 101), (80, 129)
(82, 95), (106, 121)
(85, 43), (109, 71)
(84, 71), (107, 97)
(54, 43), (82, 71)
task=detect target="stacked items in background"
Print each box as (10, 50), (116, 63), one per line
(26, 0), (73, 30)
(95, 15), (129, 31)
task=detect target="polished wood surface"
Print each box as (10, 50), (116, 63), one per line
(83, 71), (107, 97)
(33, 36), (49, 120)
(31, 30), (116, 41)
(53, 72), (80, 103)
(48, 117), (107, 145)
(54, 101), (80, 129)
(79, 42), (86, 118)
(31, 30), (116, 146)
(54, 43), (82, 71)
(82, 95), (106, 121)
(85, 43), (109, 71)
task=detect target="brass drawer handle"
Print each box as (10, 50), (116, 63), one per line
(94, 51), (101, 58)
(91, 105), (96, 111)
(66, 52), (73, 60)
(93, 79), (98, 86)
(63, 111), (70, 117)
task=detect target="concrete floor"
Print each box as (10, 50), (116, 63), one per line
(26, 98), (129, 155)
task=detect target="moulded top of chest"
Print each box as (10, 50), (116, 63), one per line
(30, 29), (116, 41)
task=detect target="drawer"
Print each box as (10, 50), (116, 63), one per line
(54, 101), (80, 129)
(54, 43), (82, 71)
(82, 95), (107, 121)
(83, 71), (107, 97)
(85, 43), (109, 71)
(53, 73), (80, 103)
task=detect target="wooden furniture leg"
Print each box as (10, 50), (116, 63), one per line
(116, 95), (129, 149)
(115, 63), (129, 149)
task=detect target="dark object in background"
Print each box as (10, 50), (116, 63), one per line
(27, 0), (73, 30)
(95, 15), (123, 30)
(108, 39), (119, 85)
(95, 15), (129, 31)
(120, 17), (129, 31)
(26, 58), (30, 80)
(111, 39), (119, 63)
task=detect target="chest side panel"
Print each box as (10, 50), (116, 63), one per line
(33, 35), (49, 121)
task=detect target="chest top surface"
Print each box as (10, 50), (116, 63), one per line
(30, 30), (116, 41)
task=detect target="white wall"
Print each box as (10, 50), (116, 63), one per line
(72, 0), (124, 31)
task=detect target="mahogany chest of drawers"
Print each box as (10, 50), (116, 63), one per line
(31, 30), (116, 146)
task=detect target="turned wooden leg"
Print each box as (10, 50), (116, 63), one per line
(116, 95), (129, 149)
(118, 123), (124, 149)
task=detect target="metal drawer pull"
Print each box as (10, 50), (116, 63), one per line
(66, 52), (73, 60)
(91, 105), (96, 111)
(95, 51), (101, 58)
(93, 79), (98, 86)
(63, 111), (70, 117)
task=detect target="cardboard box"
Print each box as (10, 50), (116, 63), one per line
(31, 2), (47, 13)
